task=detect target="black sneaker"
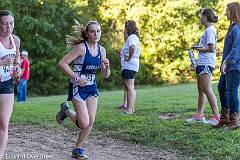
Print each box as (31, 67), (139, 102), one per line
(56, 102), (70, 124)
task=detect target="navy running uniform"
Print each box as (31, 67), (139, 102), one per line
(67, 42), (101, 102)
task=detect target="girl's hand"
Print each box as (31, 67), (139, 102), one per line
(75, 77), (88, 87)
(14, 65), (22, 78)
(78, 78), (88, 87)
(221, 60), (227, 74)
(73, 74), (88, 87)
(1, 57), (14, 66)
(101, 58), (110, 70)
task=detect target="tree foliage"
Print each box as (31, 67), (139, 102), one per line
(0, 0), (238, 95)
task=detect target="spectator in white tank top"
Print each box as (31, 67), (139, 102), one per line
(0, 10), (21, 159)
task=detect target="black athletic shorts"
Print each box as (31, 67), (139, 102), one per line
(0, 79), (14, 94)
(121, 69), (137, 79)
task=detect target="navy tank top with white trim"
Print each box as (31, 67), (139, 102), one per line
(71, 41), (101, 91)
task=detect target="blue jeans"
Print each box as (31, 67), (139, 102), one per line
(17, 79), (27, 102)
(218, 71), (240, 113)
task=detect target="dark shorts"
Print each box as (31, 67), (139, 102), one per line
(196, 65), (214, 75)
(121, 69), (137, 79)
(0, 79), (14, 94)
(67, 82), (98, 102)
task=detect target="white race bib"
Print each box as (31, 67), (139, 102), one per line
(0, 65), (13, 82)
(80, 74), (95, 86)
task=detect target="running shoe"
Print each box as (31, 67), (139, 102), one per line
(72, 148), (88, 159)
(206, 115), (220, 126)
(186, 114), (207, 123)
(119, 104), (127, 110)
(56, 102), (70, 124)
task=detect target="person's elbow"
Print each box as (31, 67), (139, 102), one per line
(58, 60), (65, 70)
(129, 45), (136, 53)
(207, 44), (215, 53)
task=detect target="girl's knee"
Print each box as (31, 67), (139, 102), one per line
(0, 121), (8, 133)
(77, 121), (89, 129)
(76, 117), (89, 129)
(202, 87), (212, 95)
(201, 83), (212, 93)
(79, 121), (95, 129)
(125, 85), (134, 92)
(198, 87), (204, 93)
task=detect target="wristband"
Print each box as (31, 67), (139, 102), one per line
(73, 75), (80, 82)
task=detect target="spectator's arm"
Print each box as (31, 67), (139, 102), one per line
(225, 27), (240, 64)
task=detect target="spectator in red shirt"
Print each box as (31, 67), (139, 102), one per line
(17, 50), (30, 102)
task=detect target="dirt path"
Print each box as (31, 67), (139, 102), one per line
(4, 124), (186, 160)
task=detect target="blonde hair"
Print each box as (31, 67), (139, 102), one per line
(66, 19), (100, 51)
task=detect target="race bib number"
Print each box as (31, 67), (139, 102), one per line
(0, 65), (13, 82)
(80, 74), (95, 85)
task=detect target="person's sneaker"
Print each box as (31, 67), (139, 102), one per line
(56, 102), (70, 124)
(72, 148), (88, 159)
(119, 104), (127, 110)
(186, 114), (207, 123)
(206, 115), (220, 126)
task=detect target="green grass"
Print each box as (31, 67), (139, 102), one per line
(12, 83), (240, 159)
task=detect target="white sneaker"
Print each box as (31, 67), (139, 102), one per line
(186, 114), (207, 123)
(206, 115), (220, 126)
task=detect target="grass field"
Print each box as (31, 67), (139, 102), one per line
(12, 82), (240, 159)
